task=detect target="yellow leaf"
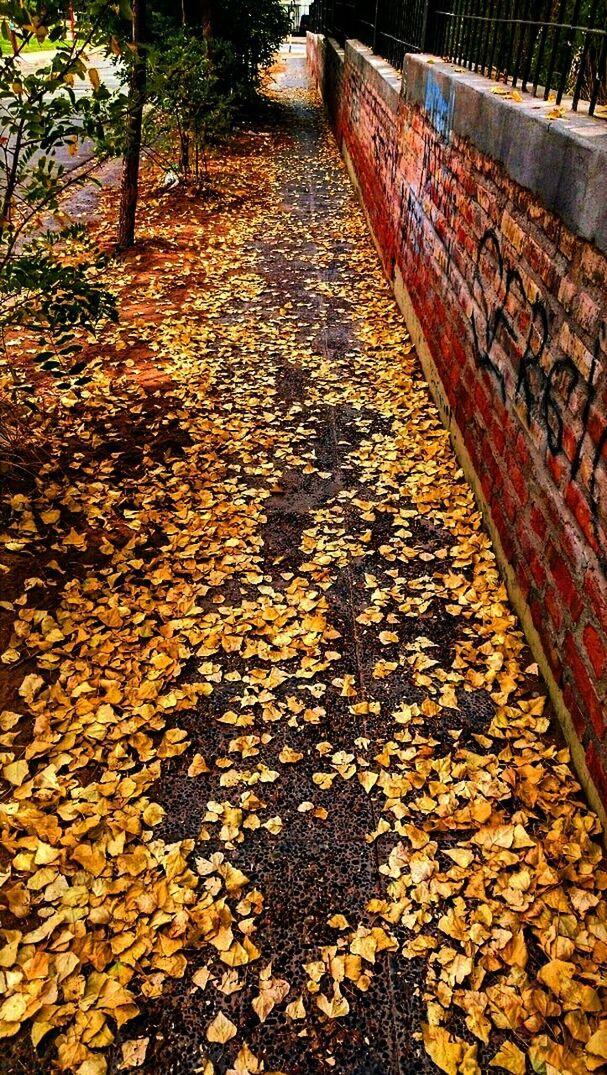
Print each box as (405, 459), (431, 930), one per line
(121, 1038), (149, 1068)
(489, 1042), (526, 1074)
(587, 1025), (607, 1060)
(286, 996), (306, 1020)
(328, 915), (349, 930)
(379, 631), (399, 645)
(78, 1057), (108, 1075)
(3, 760), (28, 786)
(263, 816), (283, 835)
(0, 995), (27, 1023)
(279, 746), (304, 764)
(228, 1043), (263, 1075)
(142, 803), (165, 826)
(316, 987), (349, 1019)
(18, 673), (45, 702)
(252, 976), (289, 1022)
(358, 771), (378, 793)
(206, 1012), (237, 1043)
(192, 967), (212, 990)
(312, 772), (335, 790)
(422, 1025), (463, 1075)
(188, 753), (210, 777)
(443, 848), (474, 868)
(62, 528), (86, 547)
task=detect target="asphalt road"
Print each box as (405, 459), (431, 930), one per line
(15, 47), (124, 94)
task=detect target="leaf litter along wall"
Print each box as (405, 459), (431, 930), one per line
(307, 32), (607, 824)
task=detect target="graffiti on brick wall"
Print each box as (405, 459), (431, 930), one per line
(424, 74), (455, 139)
(401, 73), (457, 274)
(372, 126), (399, 187)
(471, 227), (607, 526)
(349, 70), (361, 126)
(399, 181), (424, 257)
(572, 321), (607, 527)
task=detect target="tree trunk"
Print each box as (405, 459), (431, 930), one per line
(183, 0), (212, 34)
(117, 0), (146, 250)
(200, 0), (212, 38)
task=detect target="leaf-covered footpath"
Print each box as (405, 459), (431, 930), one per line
(1, 55), (607, 1075)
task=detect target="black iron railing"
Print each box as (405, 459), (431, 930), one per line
(309, 0), (607, 116)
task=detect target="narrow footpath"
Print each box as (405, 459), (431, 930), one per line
(2, 51), (607, 1075)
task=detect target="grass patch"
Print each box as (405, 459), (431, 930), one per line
(0, 32), (84, 55)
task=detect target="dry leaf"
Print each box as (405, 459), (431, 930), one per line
(121, 1038), (149, 1069)
(206, 1012), (237, 1044)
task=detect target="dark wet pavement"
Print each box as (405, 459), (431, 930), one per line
(3, 51), (604, 1075)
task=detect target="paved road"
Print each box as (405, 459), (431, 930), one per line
(1, 47), (123, 221)
(15, 47), (124, 94)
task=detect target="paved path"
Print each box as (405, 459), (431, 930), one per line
(2, 52), (606, 1075)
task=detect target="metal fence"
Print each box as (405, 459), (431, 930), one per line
(309, 0), (607, 116)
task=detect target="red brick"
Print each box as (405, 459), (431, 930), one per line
(588, 408), (607, 450)
(514, 431), (531, 469)
(583, 624), (607, 680)
(544, 586), (564, 633)
(510, 462), (528, 507)
(530, 507), (547, 541)
(492, 421), (506, 455)
(530, 597), (544, 632)
(529, 552), (546, 591)
(576, 291), (602, 337)
(586, 742), (607, 804)
(565, 481), (600, 554)
(581, 245), (606, 286)
(547, 452), (567, 487)
(564, 634), (605, 739)
(492, 503), (514, 561)
(474, 381), (493, 429)
(502, 484), (517, 524)
(563, 683), (586, 738)
(523, 233), (558, 290)
(548, 547), (584, 622)
(586, 570), (607, 636)
(318, 40), (607, 798)
(562, 425), (579, 465)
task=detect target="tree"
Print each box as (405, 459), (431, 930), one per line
(182, 0), (212, 33)
(212, 0), (289, 94)
(117, 0), (147, 249)
(0, 1), (121, 400)
(114, 0), (288, 247)
(145, 26), (231, 183)
(201, 0), (212, 36)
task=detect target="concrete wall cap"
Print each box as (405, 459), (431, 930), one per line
(326, 37), (345, 59)
(344, 40), (402, 111)
(403, 52), (607, 252)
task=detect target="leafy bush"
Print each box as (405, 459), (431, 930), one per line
(145, 26), (232, 183)
(0, 4), (123, 397)
(1, 230), (117, 383)
(212, 0), (290, 98)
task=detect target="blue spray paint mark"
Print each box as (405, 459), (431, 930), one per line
(424, 72), (455, 140)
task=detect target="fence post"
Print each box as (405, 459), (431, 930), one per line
(372, 0), (380, 54)
(421, 0), (438, 54)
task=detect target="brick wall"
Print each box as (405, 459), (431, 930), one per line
(308, 33), (607, 816)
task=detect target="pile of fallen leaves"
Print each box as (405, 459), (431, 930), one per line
(1, 62), (607, 1075)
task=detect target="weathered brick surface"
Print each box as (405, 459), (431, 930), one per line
(307, 33), (607, 808)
